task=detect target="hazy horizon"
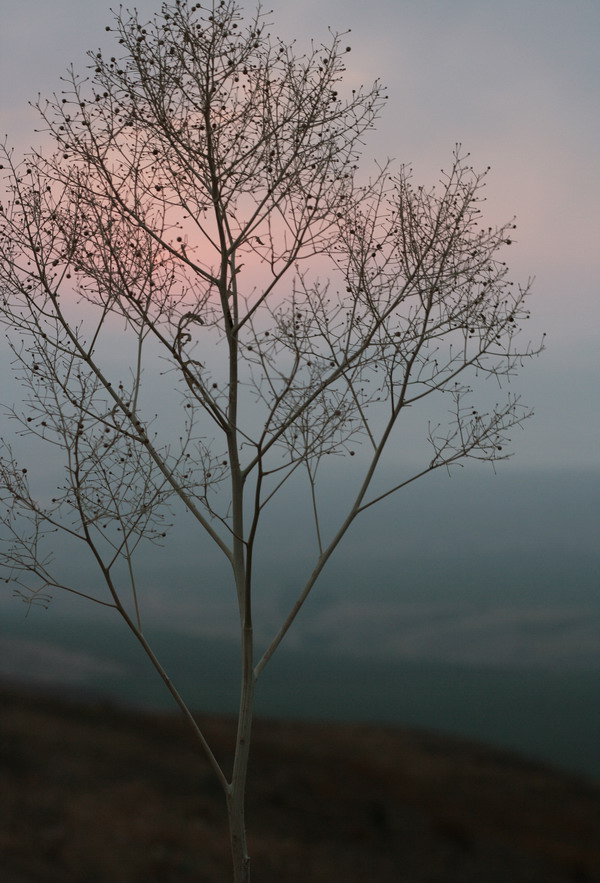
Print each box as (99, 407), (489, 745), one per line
(1, 0), (598, 784)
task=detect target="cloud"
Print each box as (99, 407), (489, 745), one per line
(297, 600), (600, 670)
(0, 636), (126, 685)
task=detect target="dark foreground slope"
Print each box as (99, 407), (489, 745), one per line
(1, 683), (599, 883)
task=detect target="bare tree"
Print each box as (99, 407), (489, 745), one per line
(0, 1), (541, 879)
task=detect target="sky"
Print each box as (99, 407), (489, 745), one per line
(0, 0), (599, 770)
(1, 0), (598, 468)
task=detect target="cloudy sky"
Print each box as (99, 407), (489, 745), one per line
(2, 0), (598, 468)
(0, 0), (598, 686)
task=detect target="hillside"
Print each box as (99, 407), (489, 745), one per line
(1, 682), (599, 882)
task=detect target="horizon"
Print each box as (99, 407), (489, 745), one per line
(1, 0), (598, 792)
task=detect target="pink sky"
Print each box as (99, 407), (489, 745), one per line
(1, 0), (598, 470)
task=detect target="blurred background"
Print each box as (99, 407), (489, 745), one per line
(0, 0), (598, 784)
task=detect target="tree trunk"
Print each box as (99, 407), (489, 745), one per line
(227, 790), (251, 883)
(227, 625), (255, 882)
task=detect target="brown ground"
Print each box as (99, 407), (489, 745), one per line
(1, 682), (599, 883)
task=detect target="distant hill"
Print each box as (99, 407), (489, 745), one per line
(1, 682), (599, 882)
